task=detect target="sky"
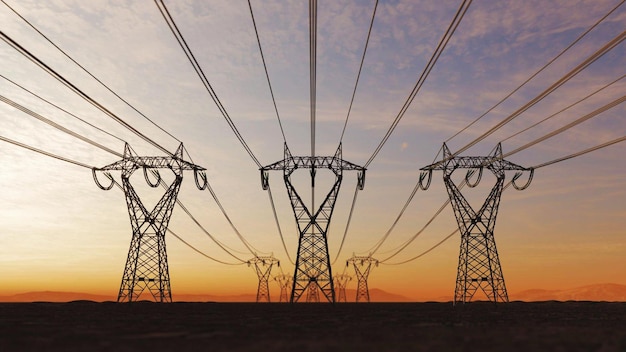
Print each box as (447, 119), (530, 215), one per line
(0, 0), (624, 301)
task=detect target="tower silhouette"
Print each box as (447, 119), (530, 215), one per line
(274, 274), (292, 302)
(333, 273), (352, 302)
(261, 144), (365, 302)
(248, 256), (279, 303)
(347, 255), (378, 302)
(93, 143), (207, 302)
(420, 143), (533, 304)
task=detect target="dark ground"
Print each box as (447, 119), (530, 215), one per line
(1, 301), (625, 351)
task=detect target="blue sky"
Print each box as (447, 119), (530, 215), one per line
(0, 0), (624, 299)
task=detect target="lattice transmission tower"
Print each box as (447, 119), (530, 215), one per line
(274, 274), (292, 303)
(93, 143), (207, 302)
(333, 273), (352, 303)
(261, 144), (366, 302)
(248, 256), (280, 303)
(420, 143), (533, 304)
(347, 255), (379, 303)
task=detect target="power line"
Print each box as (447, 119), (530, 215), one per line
(0, 74), (128, 145)
(378, 91), (623, 262)
(247, 0), (287, 145)
(501, 74), (626, 144)
(0, 134), (92, 169)
(0, 134), (245, 264)
(446, 0), (625, 144)
(331, 183), (360, 265)
(338, 0), (378, 145)
(0, 0), (183, 145)
(0, 94), (123, 157)
(310, 0), (317, 160)
(266, 183), (294, 265)
(0, 30), (173, 156)
(502, 94), (626, 158)
(452, 29), (626, 157)
(364, 0), (473, 168)
(384, 132), (626, 265)
(533, 135), (626, 169)
(154, 0), (262, 168)
(2, 89), (251, 262)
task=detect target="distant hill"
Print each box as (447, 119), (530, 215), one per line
(0, 288), (409, 303)
(0, 291), (115, 302)
(512, 283), (626, 302)
(2, 284), (624, 303)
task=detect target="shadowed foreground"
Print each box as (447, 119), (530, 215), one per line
(0, 301), (625, 351)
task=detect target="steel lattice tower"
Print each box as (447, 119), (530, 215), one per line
(248, 256), (280, 303)
(274, 274), (292, 302)
(347, 256), (378, 303)
(333, 274), (352, 303)
(420, 143), (533, 304)
(261, 144), (365, 302)
(93, 143), (207, 302)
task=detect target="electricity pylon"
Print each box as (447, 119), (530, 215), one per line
(274, 274), (292, 302)
(261, 144), (366, 302)
(333, 273), (352, 303)
(347, 255), (379, 303)
(248, 256), (280, 303)
(93, 143), (207, 302)
(420, 143), (533, 304)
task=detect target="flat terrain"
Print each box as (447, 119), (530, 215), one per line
(1, 301), (625, 351)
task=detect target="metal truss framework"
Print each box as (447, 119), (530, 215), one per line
(347, 256), (378, 303)
(420, 143), (533, 304)
(93, 143), (207, 303)
(333, 274), (352, 303)
(261, 144), (365, 302)
(248, 256), (280, 303)
(274, 274), (292, 303)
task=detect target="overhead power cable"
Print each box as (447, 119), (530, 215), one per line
(384, 132), (626, 265)
(247, 0), (287, 145)
(0, 134), (92, 169)
(3, 92), (251, 262)
(502, 94), (626, 158)
(154, 0), (262, 168)
(452, 29), (626, 157)
(446, 0), (625, 143)
(383, 182), (513, 265)
(371, 92), (623, 262)
(532, 135), (626, 169)
(0, 29), (262, 257)
(0, 74), (127, 145)
(0, 134), (244, 265)
(338, 0), (378, 145)
(501, 74), (626, 143)
(0, 94), (123, 157)
(377, 93), (622, 262)
(364, 0), (473, 168)
(1, 0), (183, 146)
(0, 30), (173, 156)
(331, 183), (360, 265)
(310, 0), (317, 160)
(267, 184), (295, 265)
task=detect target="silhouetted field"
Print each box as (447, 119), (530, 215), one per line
(0, 301), (625, 351)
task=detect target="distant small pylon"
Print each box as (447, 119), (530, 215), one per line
(274, 274), (292, 303)
(306, 284), (320, 302)
(248, 256), (280, 303)
(347, 255), (379, 303)
(333, 274), (352, 303)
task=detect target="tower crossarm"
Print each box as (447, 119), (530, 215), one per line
(260, 144), (365, 190)
(421, 156), (528, 172)
(96, 156), (204, 172)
